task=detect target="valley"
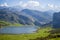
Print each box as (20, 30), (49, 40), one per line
(0, 6), (60, 40)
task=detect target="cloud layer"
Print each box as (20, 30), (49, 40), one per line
(0, 0), (60, 11)
(18, 0), (60, 11)
(19, 1), (40, 9)
(0, 3), (8, 7)
(47, 4), (60, 11)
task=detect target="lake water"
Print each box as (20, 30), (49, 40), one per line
(0, 26), (38, 34)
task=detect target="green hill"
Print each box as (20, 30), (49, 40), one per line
(0, 26), (60, 40)
(0, 21), (24, 28)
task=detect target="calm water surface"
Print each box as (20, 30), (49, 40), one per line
(0, 26), (38, 34)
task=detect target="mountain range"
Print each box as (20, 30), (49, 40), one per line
(0, 6), (55, 26)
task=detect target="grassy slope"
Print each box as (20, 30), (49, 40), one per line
(0, 21), (24, 28)
(0, 21), (60, 40)
(0, 27), (52, 40)
(0, 27), (60, 40)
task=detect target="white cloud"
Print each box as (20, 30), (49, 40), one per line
(27, 1), (40, 7)
(47, 4), (60, 11)
(19, 1), (27, 7)
(48, 4), (54, 8)
(19, 1), (40, 9)
(48, 4), (60, 9)
(0, 3), (8, 7)
(19, 1), (60, 11)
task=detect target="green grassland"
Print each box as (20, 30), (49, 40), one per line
(0, 27), (60, 40)
(0, 21), (24, 28)
(0, 21), (60, 40)
(0, 27), (51, 40)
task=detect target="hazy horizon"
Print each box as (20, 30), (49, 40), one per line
(0, 0), (60, 11)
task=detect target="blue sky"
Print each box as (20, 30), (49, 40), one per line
(0, 0), (60, 11)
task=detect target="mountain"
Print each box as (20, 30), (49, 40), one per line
(0, 8), (35, 25)
(21, 9), (52, 23)
(0, 7), (53, 26)
(44, 10), (55, 16)
(53, 12), (60, 28)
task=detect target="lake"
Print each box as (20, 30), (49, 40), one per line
(0, 26), (38, 34)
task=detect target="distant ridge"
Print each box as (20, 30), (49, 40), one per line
(0, 7), (54, 26)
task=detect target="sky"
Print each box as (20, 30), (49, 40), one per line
(0, 0), (60, 11)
